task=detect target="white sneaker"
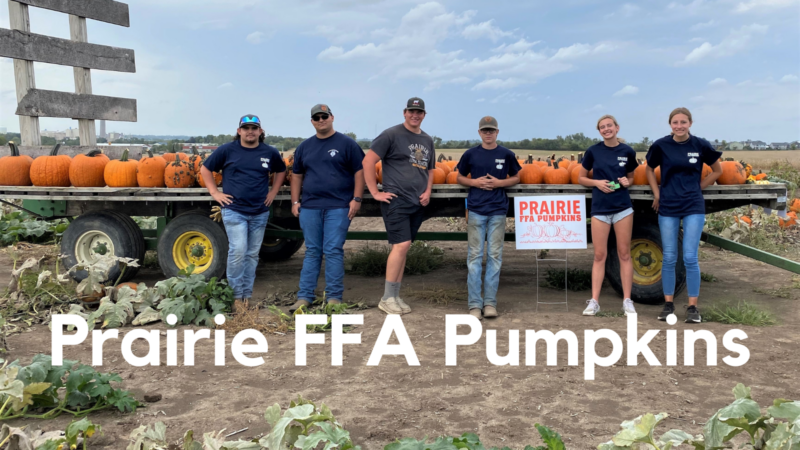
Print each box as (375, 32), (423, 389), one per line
(395, 297), (412, 314)
(378, 297), (404, 315)
(582, 299), (600, 316)
(623, 298), (636, 316)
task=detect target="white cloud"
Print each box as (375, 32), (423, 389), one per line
(613, 85), (639, 96)
(691, 20), (716, 30)
(476, 98), (486, 102)
(461, 19), (513, 42)
(492, 39), (540, 53)
(217, 82), (233, 89)
(585, 104), (605, 113)
(734, 0), (799, 13)
(678, 24), (768, 65)
(780, 74), (799, 83)
(708, 77), (727, 86)
(246, 31), (265, 44)
(316, 2), (615, 92)
(605, 3), (640, 18)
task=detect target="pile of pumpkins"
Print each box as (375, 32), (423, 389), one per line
(373, 153), (749, 186)
(0, 143), (222, 188)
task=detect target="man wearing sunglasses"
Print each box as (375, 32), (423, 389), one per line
(201, 114), (286, 304)
(456, 116), (520, 320)
(288, 104), (365, 313)
(363, 97), (436, 315)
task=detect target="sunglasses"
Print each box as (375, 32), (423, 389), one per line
(480, 128), (497, 133)
(312, 114), (330, 122)
(241, 125), (260, 131)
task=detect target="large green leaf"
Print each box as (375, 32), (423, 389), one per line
(703, 411), (738, 450)
(612, 413), (667, 447)
(384, 438), (428, 450)
(660, 429), (695, 447)
(764, 422), (800, 450)
(769, 400), (800, 422)
(596, 441), (628, 450)
(260, 404), (315, 450)
(733, 384), (752, 400)
(264, 403), (281, 428)
(534, 424), (566, 450)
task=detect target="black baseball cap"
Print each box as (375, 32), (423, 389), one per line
(239, 114), (262, 128)
(406, 97), (425, 112)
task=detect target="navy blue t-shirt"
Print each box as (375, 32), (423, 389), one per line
(457, 145), (521, 217)
(646, 135), (722, 217)
(203, 140), (286, 215)
(293, 132), (364, 209)
(582, 142), (639, 216)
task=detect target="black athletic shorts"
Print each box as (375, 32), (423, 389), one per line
(380, 197), (426, 244)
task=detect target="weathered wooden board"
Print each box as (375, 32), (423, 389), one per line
(15, 89), (137, 122)
(11, 0), (130, 27)
(0, 28), (135, 72)
(14, 146), (144, 159)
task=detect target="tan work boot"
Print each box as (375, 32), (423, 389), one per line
(289, 299), (311, 314)
(395, 297), (412, 314)
(483, 305), (498, 318)
(378, 297), (404, 315)
(327, 299), (342, 306)
(469, 308), (483, 320)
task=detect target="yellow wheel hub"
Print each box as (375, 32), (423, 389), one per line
(172, 231), (213, 273)
(631, 239), (663, 286)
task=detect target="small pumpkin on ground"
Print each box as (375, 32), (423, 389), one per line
(0, 142), (33, 186)
(165, 157), (195, 188)
(70, 149), (109, 187)
(30, 144), (71, 187)
(104, 148), (139, 187)
(137, 149), (167, 187)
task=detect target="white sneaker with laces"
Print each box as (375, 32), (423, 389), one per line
(395, 297), (412, 314)
(582, 299), (600, 316)
(623, 298), (636, 316)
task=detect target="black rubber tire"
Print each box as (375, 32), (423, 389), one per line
(259, 217), (304, 262)
(101, 211), (145, 281)
(605, 220), (686, 305)
(61, 211), (141, 283)
(157, 210), (228, 280)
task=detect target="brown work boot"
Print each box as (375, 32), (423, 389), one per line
(289, 299), (311, 314)
(469, 308), (483, 320)
(483, 305), (498, 318)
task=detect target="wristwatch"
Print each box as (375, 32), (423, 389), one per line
(293, 201), (300, 205)
(353, 197), (362, 203)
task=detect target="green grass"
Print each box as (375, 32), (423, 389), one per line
(753, 286), (792, 299)
(345, 242), (444, 277)
(703, 301), (777, 326)
(595, 310), (625, 318)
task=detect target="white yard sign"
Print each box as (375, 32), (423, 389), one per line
(514, 195), (588, 249)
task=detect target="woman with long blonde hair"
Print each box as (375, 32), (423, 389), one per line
(579, 114), (639, 316)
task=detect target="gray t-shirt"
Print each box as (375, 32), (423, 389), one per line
(370, 124), (435, 205)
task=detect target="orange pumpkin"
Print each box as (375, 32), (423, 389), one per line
(446, 170), (459, 184)
(198, 169), (222, 188)
(779, 211), (797, 229)
(633, 160), (649, 185)
(116, 282), (139, 291)
(790, 198), (800, 213)
(30, 144), (71, 187)
(717, 161), (746, 185)
(557, 158), (571, 170)
(519, 164), (542, 184)
(104, 148), (138, 187)
(282, 155), (294, 186)
(435, 162), (451, 178)
(544, 167), (570, 185)
(701, 164), (713, 182)
(431, 167), (446, 184)
(187, 146), (204, 175)
(164, 158), (195, 188)
(0, 142), (33, 186)
(754, 173), (767, 181)
(375, 161), (383, 184)
(570, 165), (585, 185)
(444, 160), (458, 171)
(70, 149), (109, 187)
(137, 149), (167, 187)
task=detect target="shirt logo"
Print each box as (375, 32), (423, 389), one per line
(495, 159), (504, 170)
(617, 156), (628, 167)
(688, 152), (699, 164)
(408, 144), (430, 170)
(261, 157), (270, 169)
(328, 149), (338, 157)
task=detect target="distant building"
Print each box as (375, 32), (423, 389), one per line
(66, 128), (80, 139)
(99, 120), (107, 139)
(770, 142), (790, 150)
(182, 144), (219, 151)
(108, 132), (123, 141)
(743, 140), (767, 150)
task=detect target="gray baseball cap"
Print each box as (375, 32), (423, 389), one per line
(478, 115), (498, 130)
(406, 97), (425, 111)
(311, 104), (332, 117)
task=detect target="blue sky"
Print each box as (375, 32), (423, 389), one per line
(1, 0), (799, 143)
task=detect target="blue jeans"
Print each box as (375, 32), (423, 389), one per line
(467, 212), (506, 309)
(222, 208), (270, 298)
(659, 214), (705, 297)
(298, 208), (351, 302)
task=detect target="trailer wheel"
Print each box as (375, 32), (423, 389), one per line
(158, 211), (227, 280)
(259, 217), (304, 262)
(606, 221), (686, 304)
(61, 211), (145, 283)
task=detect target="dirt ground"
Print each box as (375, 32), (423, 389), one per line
(3, 217), (800, 449)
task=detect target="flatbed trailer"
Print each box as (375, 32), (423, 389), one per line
(0, 184), (792, 304)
